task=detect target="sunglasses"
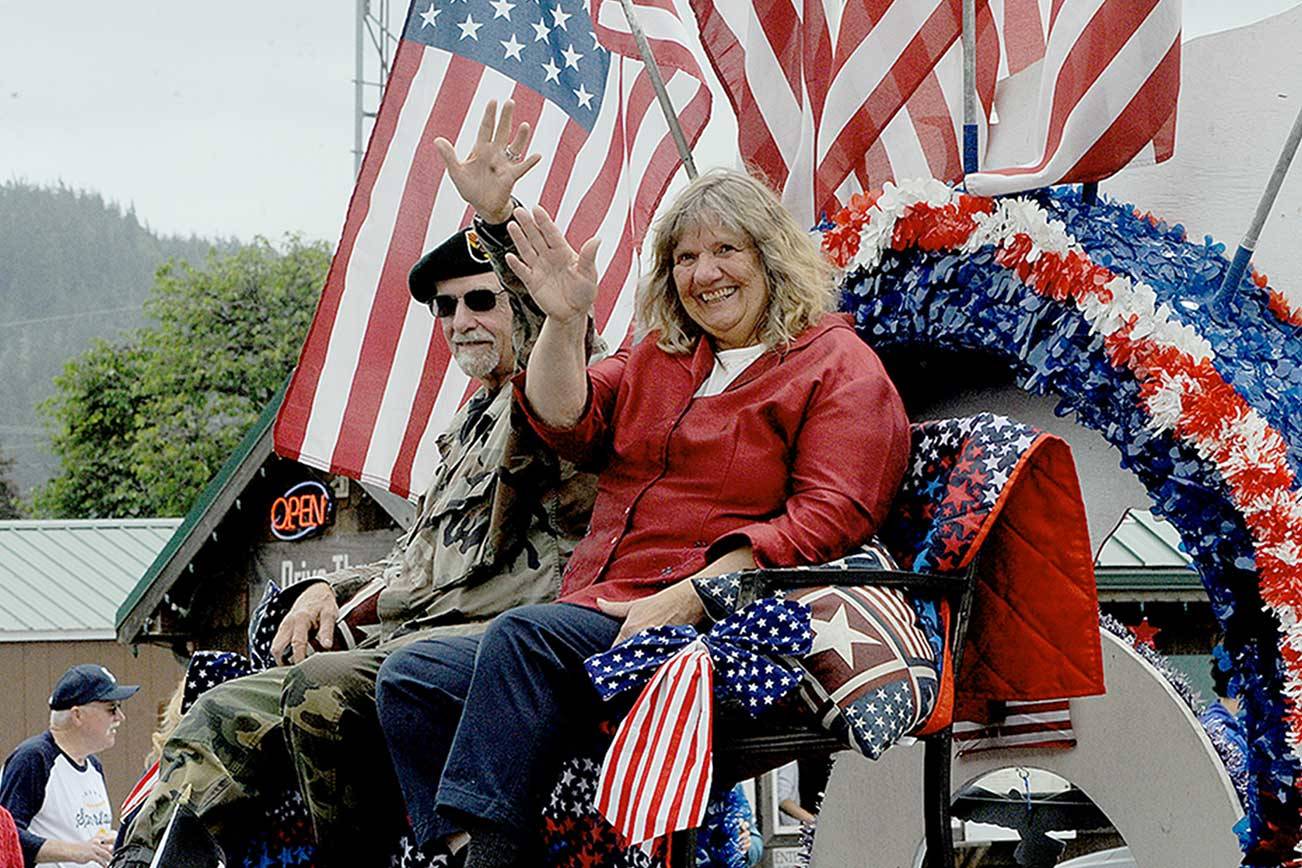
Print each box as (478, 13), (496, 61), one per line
(430, 289), (506, 318)
(91, 701), (123, 715)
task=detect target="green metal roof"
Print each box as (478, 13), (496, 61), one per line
(0, 518), (182, 641)
(1096, 509), (1192, 568)
(115, 386), (282, 644)
(1095, 509), (1200, 592)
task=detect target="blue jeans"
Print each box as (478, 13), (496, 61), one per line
(376, 603), (623, 844)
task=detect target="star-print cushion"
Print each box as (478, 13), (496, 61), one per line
(786, 584), (938, 759)
(694, 539), (940, 760)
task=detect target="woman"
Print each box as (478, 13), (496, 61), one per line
(377, 154), (910, 867)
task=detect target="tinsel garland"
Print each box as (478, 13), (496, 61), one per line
(823, 180), (1302, 864)
(1098, 612), (1204, 713)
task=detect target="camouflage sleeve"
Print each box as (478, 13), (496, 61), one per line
(272, 550), (398, 615)
(322, 555), (397, 603)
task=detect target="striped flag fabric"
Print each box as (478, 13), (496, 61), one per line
(595, 639), (715, 846)
(274, 0), (710, 497)
(689, 0), (1004, 227)
(965, 0), (1180, 196)
(119, 760), (159, 820)
(991, 0), (1049, 79)
(953, 698), (1076, 754)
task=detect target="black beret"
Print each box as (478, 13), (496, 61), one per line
(408, 226), (496, 303)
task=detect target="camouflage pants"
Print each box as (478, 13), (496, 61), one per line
(120, 647), (405, 866)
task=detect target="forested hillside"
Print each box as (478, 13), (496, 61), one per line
(0, 182), (218, 497)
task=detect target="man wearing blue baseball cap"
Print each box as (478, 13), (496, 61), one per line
(0, 664), (138, 867)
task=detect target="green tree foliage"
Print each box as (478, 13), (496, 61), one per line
(34, 238), (330, 518)
(0, 448), (23, 519)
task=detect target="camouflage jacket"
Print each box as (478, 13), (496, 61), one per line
(306, 212), (601, 648)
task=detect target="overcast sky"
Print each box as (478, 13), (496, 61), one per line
(1, 0), (1298, 244)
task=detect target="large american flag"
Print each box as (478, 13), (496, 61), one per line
(275, 0), (710, 497)
(689, 0), (1006, 227)
(691, 0), (1177, 219)
(966, 0), (1180, 195)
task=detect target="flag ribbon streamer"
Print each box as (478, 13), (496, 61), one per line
(587, 598), (811, 844)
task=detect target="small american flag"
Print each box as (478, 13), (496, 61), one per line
(589, 599), (811, 845)
(596, 639), (715, 846)
(954, 699), (1076, 754)
(275, 0), (709, 497)
(965, 0), (1181, 195)
(119, 761), (159, 820)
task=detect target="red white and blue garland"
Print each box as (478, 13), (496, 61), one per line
(823, 180), (1302, 863)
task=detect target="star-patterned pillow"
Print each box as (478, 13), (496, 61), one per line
(786, 584), (939, 759)
(693, 539), (942, 760)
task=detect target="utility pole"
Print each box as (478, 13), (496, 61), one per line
(355, 1), (399, 176)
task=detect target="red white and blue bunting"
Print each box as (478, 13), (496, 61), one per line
(824, 181), (1302, 862)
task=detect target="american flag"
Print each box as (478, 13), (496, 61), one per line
(588, 599), (811, 845)
(965, 0), (1181, 196)
(692, 0), (1176, 216)
(274, 0), (710, 497)
(953, 698), (1076, 753)
(119, 760), (159, 820)
(688, 0), (1006, 227)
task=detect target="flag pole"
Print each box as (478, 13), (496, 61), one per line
(1217, 100), (1302, 307)
(613, 0), (698, 179)
(961, 0), (978, 174)
(148, 785), (193, 868)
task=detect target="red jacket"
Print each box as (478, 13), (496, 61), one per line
(516, 313), (910, 609)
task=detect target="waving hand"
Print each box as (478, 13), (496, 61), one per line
(505, 206), (600, 325)
(433, 98), (541, 223)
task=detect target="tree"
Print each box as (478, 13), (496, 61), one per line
(34, 237), (331, 518)
(0, 448), (22, 519)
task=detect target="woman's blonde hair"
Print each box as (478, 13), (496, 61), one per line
(635, 168), (836, 353)
(146, 679), (186, 766)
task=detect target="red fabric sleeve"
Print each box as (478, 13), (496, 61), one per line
(0, 807), (22, 868)
(708, 350), (910, 567)
(512, 348), (630, 467)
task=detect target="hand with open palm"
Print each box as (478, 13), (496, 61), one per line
(433, 98), (541, 224)
(505, 206), (600, 326)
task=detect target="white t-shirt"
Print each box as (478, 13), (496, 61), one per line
(693, 344), (768, 398)
(0, 731), (111, 868)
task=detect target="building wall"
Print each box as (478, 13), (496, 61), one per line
(0, 640), (183, 819)
(147, 464), (400, 653)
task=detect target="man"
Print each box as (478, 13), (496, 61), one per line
(1, 664), (138, 867)
(112, 112), (600, 865)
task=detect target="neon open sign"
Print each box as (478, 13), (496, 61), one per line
(270, 480), (335, 541)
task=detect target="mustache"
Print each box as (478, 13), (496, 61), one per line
(452, 327), (497, 345)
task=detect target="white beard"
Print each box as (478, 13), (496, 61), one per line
(453, 344), (502, 380)
(451, 326), (504, 381)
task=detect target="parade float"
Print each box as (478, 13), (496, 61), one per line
(247, 0), (1302, 864)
